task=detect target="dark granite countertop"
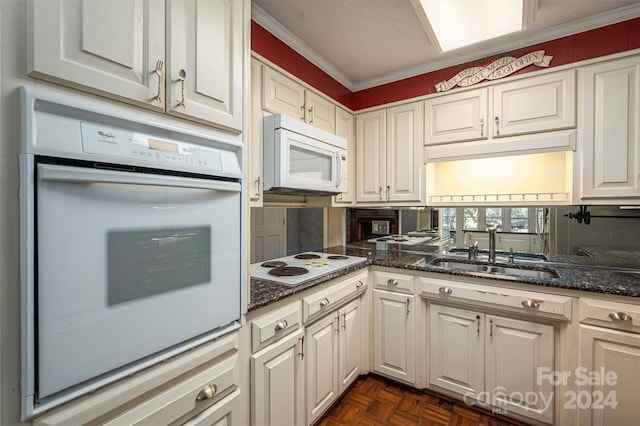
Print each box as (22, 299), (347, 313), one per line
(248, 243), (640, 312)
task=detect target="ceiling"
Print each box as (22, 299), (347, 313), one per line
(252, 0), (640, 91)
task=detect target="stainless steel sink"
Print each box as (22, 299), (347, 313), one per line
(428, 258), (559, 279)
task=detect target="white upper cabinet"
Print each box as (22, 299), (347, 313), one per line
(333, 107), (356, 204)
(492, 70), (576, 137)
(166, 0), (244, 131)
(425, 88), (488, 144)
(579, 55), (640, 201)
(262, 66), (336, 133)
(424, 70), (576, 160)
(356, 102), (424, 205)
(28, 0), (244, 132)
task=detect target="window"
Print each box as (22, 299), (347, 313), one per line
(463, 208), (479, 230)
(510, 208), (529, 233)
(485, 208), (502, 228)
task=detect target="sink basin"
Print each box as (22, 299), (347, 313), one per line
(428, 258), (559, 279)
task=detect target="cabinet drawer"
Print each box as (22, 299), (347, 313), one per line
(103, 354), (237, 425)
(419, 276), (572, 320)
(579, 297), (640, 333)
(251, 301), (301, 352)
(373, 271), (414, 294)
(303, 271), (367, 323)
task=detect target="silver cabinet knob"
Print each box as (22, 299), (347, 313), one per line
(438, 287), (452, 295)
(609, 312), (632, 322)
(387, 279), (399, 287)
(320, 298), (330, 307)
(274, 320), (288, 331)
(196, 384), (217, 402)
(522, 300), (540, 309)
(356, 281), (364, 288)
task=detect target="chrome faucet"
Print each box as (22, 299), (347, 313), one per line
(487, 224), (499, 263)
(469, 240), (478, 260)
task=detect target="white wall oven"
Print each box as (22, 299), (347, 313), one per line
(19, 87), (243, 418)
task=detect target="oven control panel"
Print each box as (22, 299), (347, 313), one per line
(81, 122), (223, 172)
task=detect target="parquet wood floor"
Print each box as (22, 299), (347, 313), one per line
(316, 375), (532, 426)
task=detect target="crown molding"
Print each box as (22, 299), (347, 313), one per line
(251, 3), (355, 90)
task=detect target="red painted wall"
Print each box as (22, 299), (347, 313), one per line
(252, 17), (640, 111)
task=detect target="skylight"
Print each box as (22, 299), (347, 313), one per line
(416, 0), (531, 52)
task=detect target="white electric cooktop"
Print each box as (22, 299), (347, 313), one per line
(249, 252), (368, 286)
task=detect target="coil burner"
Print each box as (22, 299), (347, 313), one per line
(261, 261), (287, 268)
(294, 253), (322, 260)
(268, 266), (310, 277)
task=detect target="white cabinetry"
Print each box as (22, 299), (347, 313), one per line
(425, 70), (576, 161)
(262, 66), (336, 133)
(306, 298), (362, 424)
(304, 271), (367, 424)
(464, 231), (537, 252)
(250, 301), (304, 426)
(429, 304), (555, 424)
(372, 271), (416, 384)
(251, 330), (305, 426)
(578, 297), (640, 425)
(356, 101), (424, 204)
(28, 0), (245, 132)
(333, 107), (356, 204)
(579, 55), (640, 201)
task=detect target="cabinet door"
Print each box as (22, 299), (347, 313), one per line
(425, 88), (488, 145)
(386, 102), (424, 202)
(262, 67), (305, 119)
(492, 69), (576, 137)
(497, 234), (531, 252)
(338, 299), (362, 393)
(28, 0), (165, 110)
(429, 304), (483, 398)
(251, 330), (305, 426)
(373, 290), (415, 384)
(306, 313), (339, 425)
(167, 0), (243, 131)
(334, 107), (355, 204)
(581, 56), (640, 199)
(306, 91), (336, 133)
(579, 325), (640, 426)
(356, 110), (386, 202)
(249, 61), (264, 206)
(485, 315), (554, 424)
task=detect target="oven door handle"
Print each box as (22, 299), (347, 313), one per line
(37, 164), (241, 192)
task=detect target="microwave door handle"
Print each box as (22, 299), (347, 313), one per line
(37, 164), (240, 193)
(334, 151), (342, 187)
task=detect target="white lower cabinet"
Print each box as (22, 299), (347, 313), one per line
(373, 289), (416, 384)
(306, 298), (363, 425)
(251, 329), (305, 426)
(578, 296), (640, 426)
(429, 304), (555, 424)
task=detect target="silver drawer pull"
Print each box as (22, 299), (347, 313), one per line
(356, 281), (364, 288)
(387, 279), (399, 287)
(522, 300), (540, 309)
(438, 287), (452, 295)
(274, 320), (288, 331)
(320, 298), (330, 307)
(196, 384), (217, 402)
(609, 312), (632, 322)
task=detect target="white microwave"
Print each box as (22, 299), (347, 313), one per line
(263, 114), (348, 195)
